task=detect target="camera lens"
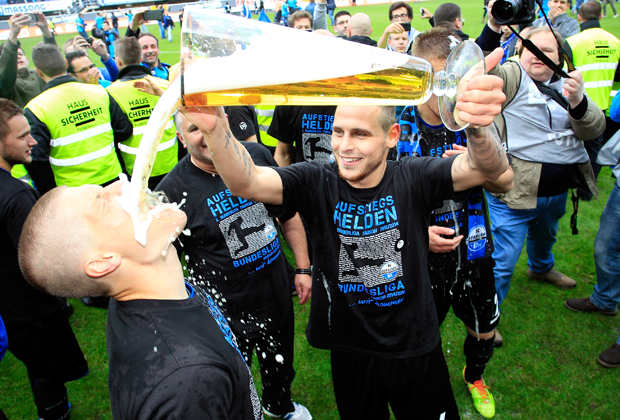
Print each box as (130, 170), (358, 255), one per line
(492, 0), (521, 24)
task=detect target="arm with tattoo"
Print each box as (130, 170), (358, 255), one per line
(181, 106), (284, 204)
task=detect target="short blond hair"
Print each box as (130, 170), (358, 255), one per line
(19, 187), (112, 298)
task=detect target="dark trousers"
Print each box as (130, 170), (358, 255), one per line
(237, 308), (295, 416)
(6, 309), (88, 420)
(330, 343), (460, 420)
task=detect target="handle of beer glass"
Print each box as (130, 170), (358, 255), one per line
(435, 41), (486, 132)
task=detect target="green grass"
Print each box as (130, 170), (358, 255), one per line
(3, 2), (620, 419)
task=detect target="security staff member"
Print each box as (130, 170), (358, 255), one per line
(24, 44), (132, 195)
(564, 0), (620, 196)
(106, 37), (178, 190)
(255, 105), (278, 153)
(565, 1), (620, 116)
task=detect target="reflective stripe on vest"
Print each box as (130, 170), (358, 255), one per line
(50, 143), (114, 166)
(118, 136), (177, 155)
(107, 79), (178, 176)
(566, 28), (620, 111)
(10, 164), (34, 187)
(26, 81), (121, 187)
(255, 105), (278, 148)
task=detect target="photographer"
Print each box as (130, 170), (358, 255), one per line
(377, 2), (420, 53)
(480, 4), (605, 344)
(0, 12), (58, 108)
(64, 36), (119, 82)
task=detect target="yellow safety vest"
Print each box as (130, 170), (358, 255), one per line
(10, 164), (34, 187)
(255, 105), (279, 148)
(566, 28), (620, 111)
(26, 82), (122, 187)
(107, 78), (178, 177)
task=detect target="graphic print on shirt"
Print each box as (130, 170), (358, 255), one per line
(301, 112), (334, 163)
(333, 195), (406, 307)
(206, 189), (281, 272)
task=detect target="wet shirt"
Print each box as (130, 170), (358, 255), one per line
(398, 106), (494, 265)
(270, 157), (458, 358)
(157, 143), (293, 337)
(268, 106), (336, 164)
(107, 283), (262, 420)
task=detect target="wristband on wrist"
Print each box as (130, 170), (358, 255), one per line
(295, 267), (312, 276)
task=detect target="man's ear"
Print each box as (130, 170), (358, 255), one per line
(84, 253), (121, 278)
(176, 131), (188, 149)
(35, 67), (44, 79)
(386, 122), (401, 148)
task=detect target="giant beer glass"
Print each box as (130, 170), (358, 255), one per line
(127, 6), (485, 243)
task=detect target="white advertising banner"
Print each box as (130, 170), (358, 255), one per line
(0, 1), (72, 16)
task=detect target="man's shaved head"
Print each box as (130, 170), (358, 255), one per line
(19, 187), (110, 298)
(348, 13), (373, 37)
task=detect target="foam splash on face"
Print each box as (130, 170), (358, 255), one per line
(115, 173), (186, 247)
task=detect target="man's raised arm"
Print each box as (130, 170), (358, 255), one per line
(451, 48), (510, 192)
(181, 106), (285, 205)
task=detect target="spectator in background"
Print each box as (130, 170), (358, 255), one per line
(63, 36), (119, 82)
(431, 2), (469, 40)
(93, 12), (106, 40)
(76, 12), (88, 39)
(0, 98), (89, 420)
(0, 12), (58, 108)
(333, 10), (351, 37)
(326, 0), (336, 25)
(500, 25), (518, 63)
(110, 12), (119, 36)
(164, 11), (174, 42)
(137, 33), (170, 79)
(67, 50), (111, 87)
(158, 6), (166, 39)
(601, 0), (618, 18)
(102, 20), (118, 58)
(377, 2), (420, 54)
(532, 0), (579, 40)
(306, 0), (316, 16)
(346, 13), (376, 46)
(288, 10), (313, 30)
(387, 32), (409, 53)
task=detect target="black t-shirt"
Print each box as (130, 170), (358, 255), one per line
(270, 157), (459, 358)
(0, 170), (63, 326)
(224, 106), (261, 143)
(157, 142), (293, 337)
(107, 284), (262, 420)
(398, 106), (494, 269)
(268, 106), (336, 164)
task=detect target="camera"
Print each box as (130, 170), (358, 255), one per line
(401, 22), (411, 32)
(29, 13), (38, 26)
(491, 0), (536, 25)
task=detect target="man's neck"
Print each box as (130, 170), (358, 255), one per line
(190, 155), (218, 175)
(417, 102), (442, 126)
(114, 249), (189, 301)
(0, 159), (13, 174)
(147, 60), (161, 70)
